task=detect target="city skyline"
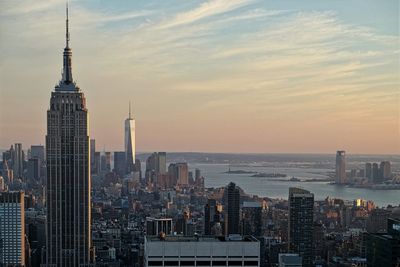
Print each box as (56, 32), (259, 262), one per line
(1, 0), (399, 154)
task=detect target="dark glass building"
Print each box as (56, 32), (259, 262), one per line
(288, 187), (314, 267)
(225, 182), (240, 235)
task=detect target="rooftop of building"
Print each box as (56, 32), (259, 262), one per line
(146, 234), (259, 243)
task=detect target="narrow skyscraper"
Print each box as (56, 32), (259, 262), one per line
(225, 182), (240, 235)
(44, 5), (94, 266)
(125, 102), (136, 174)
(288, 187), (314, 267)
(335, 150), (346, 184)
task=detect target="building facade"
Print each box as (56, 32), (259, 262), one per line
(144, 235), (260, 267)
(0, 191), (25, 266)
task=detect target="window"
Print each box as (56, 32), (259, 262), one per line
(148, 261), (162, 266)
(244, 261), (258, 266)
(180, 261), (195, 266)
(212, 261), (226, 266)
(196, 261), (211, 266)
(164, 261), (179, 266)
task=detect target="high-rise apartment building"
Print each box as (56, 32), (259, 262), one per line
(44, 5), (94, 266)
(288, 187), (314, 267)
(225, 182), (240, 235)
(0, 191), (25, 266)
(125, 103), (135, 174)
(335, 150), (346, 184)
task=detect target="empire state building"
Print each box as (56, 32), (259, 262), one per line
(44, 5), (94, 266)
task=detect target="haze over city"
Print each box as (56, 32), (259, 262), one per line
(1, 0), (399, 153)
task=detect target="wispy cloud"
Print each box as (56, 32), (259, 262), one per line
(0, 0), (398, 153)
(159, 0), (254, 29)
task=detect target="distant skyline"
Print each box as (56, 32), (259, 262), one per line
(0, 0), (399, 154)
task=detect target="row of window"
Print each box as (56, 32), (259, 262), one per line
(148, 261), (258, 266)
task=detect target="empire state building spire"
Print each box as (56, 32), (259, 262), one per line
(62, 2), (73, 84)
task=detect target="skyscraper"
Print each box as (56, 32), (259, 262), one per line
(204, 199), (223, 235)
(90, 139), (96, 174)
(335, 150), (346, 184)
(288, 187), (314, 267)
(225, 182), (240, 235)
(241, 201), (263, 237)
(113, 151), (126, 177)
(125, 102), (135, 174)
(380, 161), (391, 180)
(365, 163), (372, 180)
(44, 5), (93, 266)
(372, 163), (380, 183)
(13, 143), (24, 179)
(0, 191), (26, 267)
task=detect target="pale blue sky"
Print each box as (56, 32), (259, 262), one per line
(0, 0), (399, 153)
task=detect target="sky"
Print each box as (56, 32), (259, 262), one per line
(0, 0), (399, 154)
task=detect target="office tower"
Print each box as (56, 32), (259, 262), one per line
(146, 152), (167, 174)
(13, 143), (24, 179)
(225, 182), (240, 235)
(146, 217), (173, 236)
(144, 235), (260, 267)
(90, 139), (96, 174)
(365, 210), (400, 267)
(188, 171), (194, 185)
(94, 152), (101, 175)
(45, 5), (93, 266)
(176, 163), (189, 186)
(30, 145), (45, 162)
(135, 159), (142, 179)
(0, 191), (25, 266)
(278, 254), (302, 267)
(195, 168), (201, 180)
(175, 212), (190, 235)
(114, 151), (126, 177)
(158, 152), (166, 174)
(365, 163), (372, 180)
(204, 199), (223, 235)
(146, 153), (158, 173)
(100, 152), (111, 173)
(288, 188), (314, 267)
(125, 103), (135, 174)
(372, 163), (380, 183)
(335, 150), (346, 184)
(27, 158), (40, 181)
(380, 161), (391, 180)
(241, 201), (263, 237)
(366, 209), (391, 233)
